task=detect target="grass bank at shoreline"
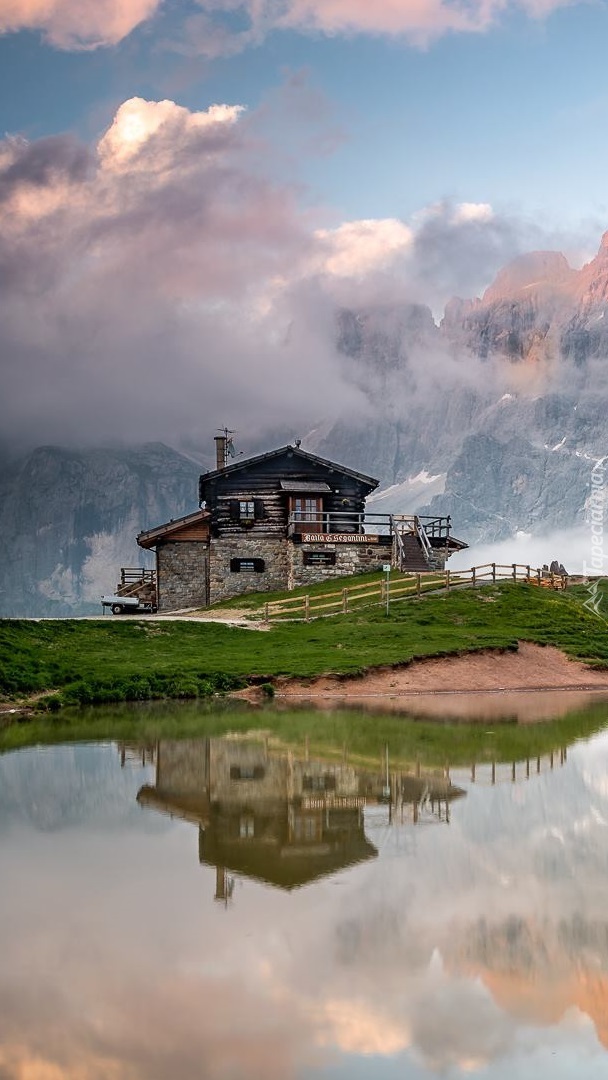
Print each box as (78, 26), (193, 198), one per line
(2, 696), (608, 767)
(2, 582), (608, 715)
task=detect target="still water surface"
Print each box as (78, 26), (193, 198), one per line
(3, 702), (608, 1079)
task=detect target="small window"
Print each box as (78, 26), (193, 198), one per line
(302, 773), (337, 792)
(239, 816), (255, 838)
(230, 764), (265, 780)
(230, 558), (265, 573)
(240, 500), (255, 519)
(303, 550), (336, 568)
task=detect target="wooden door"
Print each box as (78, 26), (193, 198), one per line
(290, 496), (324, 533)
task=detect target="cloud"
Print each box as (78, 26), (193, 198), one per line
(97, 97), (246, 173)
(314, 219), (414, 278)
(171, 0), (579, 56)
(0, 93), (595, 453)
(0, 0), (580, 52)
(0, 95), (366, 448)
(0, 0), (161, 48)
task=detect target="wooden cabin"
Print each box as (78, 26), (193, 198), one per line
(136, 437), (466, 611)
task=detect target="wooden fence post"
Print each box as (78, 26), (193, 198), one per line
(537, 567), (541, 586)
(304, 594), (310, 622)
(264, 602), (269, 621)
(417, 573), (421, 598)
(342, 588), (348, 614)
(492, 563), (496, 583)
(512, 563), (517, 582)
(472, 566), (476, 586)
(446, 568), (450, 593)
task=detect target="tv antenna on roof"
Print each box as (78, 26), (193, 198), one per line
(215, 426), (237, 469)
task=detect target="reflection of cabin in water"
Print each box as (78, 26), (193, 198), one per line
(136, 737), (465, 894)
(135, 434), (467, 611)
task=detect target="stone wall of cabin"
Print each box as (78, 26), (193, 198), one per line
(157, 541), (209, 611)
(157, 738), (209, 795)
(289, 540), (390, 588)
(428, 547), (448, 571)
(209, 739), (287, 805)
(208, 535), (290, 604)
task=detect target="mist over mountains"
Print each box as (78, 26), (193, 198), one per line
(3, 232), (608, 615)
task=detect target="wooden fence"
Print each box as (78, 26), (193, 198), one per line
(258, 563), (569, 622)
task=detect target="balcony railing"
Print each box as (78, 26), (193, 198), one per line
(287, 511), (452, 539)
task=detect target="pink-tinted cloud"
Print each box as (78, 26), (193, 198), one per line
(0, 0), (579, 51)
(0, 95), (366, 448)
(179, 0), (579, 55)
(1, 92), (593, 451)
(0, 0), (161, 48)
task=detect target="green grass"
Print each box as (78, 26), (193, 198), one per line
(211, 568), (451, 612)
(2, 695), (608, 768)
(211, 569), (390, 610)
(2, 582), (608, 713)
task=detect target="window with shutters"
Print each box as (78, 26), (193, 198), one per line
(229, 498), (266, 527)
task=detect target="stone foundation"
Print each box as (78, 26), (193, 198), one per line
(157, 542), (209, 611)
(208, 535), (290, 604)
(289, 541), (390, 588)
(156, 535), (440, 609)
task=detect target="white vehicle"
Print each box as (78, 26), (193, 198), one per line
(101, 594), (157, 615)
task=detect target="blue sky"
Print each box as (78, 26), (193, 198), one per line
(2, 0), (608, 448)
(2, 3), (608, 229)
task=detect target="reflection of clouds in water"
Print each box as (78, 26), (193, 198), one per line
(314, 998), (410, 1056)
(4, 739), (608, 1076)
(408, 960), (513, 1072)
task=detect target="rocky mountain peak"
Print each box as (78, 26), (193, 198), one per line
(482, 251), (575, 304)
(575, 231), (608, 310)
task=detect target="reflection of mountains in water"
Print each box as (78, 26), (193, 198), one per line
(446, 914), (608, 1051)
(134, 737), (465, 891)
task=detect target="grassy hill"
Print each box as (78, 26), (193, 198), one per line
(2, 580), (608, 713)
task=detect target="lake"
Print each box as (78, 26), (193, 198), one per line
(3, 696), (608, 1078)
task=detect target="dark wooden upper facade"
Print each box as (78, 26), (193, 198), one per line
(198, 444), (379, 539)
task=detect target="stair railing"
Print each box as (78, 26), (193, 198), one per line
(413, 516), (433, 563)
(392, 521), (406, 570)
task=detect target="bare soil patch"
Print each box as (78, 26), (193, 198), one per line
(273, 643), (608, 722)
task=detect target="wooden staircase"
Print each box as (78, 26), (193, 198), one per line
(116, 568), (157, 604)
(394, 533), (433, 572)
(392, 516), (441, 572)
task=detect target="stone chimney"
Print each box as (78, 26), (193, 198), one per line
(214, 434), (226, 470)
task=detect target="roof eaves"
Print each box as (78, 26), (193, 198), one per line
(199, 444), (378, 489)
(137, 509), (210, 548)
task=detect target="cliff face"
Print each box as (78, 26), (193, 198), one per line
(0, 443), (200, 616)
(313, 234), (608, 543)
